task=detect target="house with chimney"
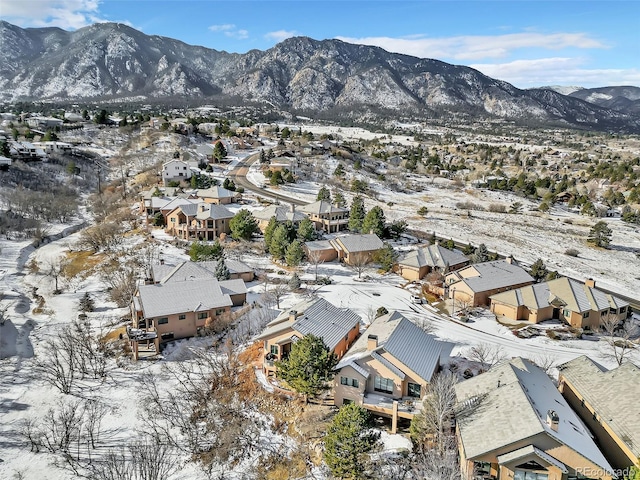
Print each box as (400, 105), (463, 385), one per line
(298, 200), (349, 233)
(558, 356), (640, 470)
(490, 277), (629, 329)
(395, 243), (470, 281)
(256, 298), (361, 377)
(253, 204), (308, 232)
(165, 202), (234, 241)
(455, 357), (613, 480)
(334, 311), (448, 433)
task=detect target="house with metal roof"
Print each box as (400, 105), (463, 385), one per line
(298, 200), (349, 233)
(253, 204), (308, 232)
(303, 240), (338, 263)
(330, 233), (384, 266)
(195, 186), (239, 205)
(396, 243), (470, 281)
(151, 259), (254, 284)
(455, 357), (613, 480)
(446, 259), (535, 307)
(558, 355), (640, 470)
(334, 311), (447, 433)
(256, 297), (361, 378)
(165, 202), (234, 241)
(490, 278), (629, 329)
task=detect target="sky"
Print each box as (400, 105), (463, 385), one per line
(2, 0), (639, 89)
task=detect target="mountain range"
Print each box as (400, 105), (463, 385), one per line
(1, 20), (639, 131)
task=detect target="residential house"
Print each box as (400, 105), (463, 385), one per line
(303, 240), (338, 263)
(165, 202), (234, 241)
(490, 278), (629, 329)
(9, 141), (46, 160)
(195, 186), (239, 205)
(162, 159), (193, 185)
(26, 116), (64, 129)
(298, 200), (349, 233)
(558, 356), (640, 470)
(0, 156), (11, 169)
(130, 277), (247, 345)
(395, 243), (470, 281)
(334, 311), (447, 433)
(151, 259), (254, 284)
(455, 357), (613, 480)
(32, 141), (73, 155)
(446, 259), (535, 307)
(256, 298), (361, 377)
(253, 204), (308, 232)
(330, 234), (384, 266)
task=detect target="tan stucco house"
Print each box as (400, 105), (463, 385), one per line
(334, 311), (447, 433)
(446, 259), (535, 307)
(151, 259), (254, 284)
(455, 358), (613, 480)
(330, 234), (384, 266)
(195, 186), (239, 205)
(395, 243), (470, 281)
(165, 202), (234, 241)
(298, 200), (349, 233)
(490, 278), (629, 329)
(303, 240), (338, 263)
(256, 298), (361, 377)
(253, 204), (308, 232)
(558, 356), (640, 470)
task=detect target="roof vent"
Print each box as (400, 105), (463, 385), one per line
(547, 410), (559, 431)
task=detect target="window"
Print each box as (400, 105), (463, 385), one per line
(407, 382), (422, 398)
(157, 317), (169, 325)
(197, 312), (208, 320)
(374, 376), (394, 394)
(178, 314), (186, 320)
(161, 332), (174, 341)
(582, 311), (590, 319)
(340, 377), (359, 388)
(270, 345), (279, 355)
(215, 308), (226, 316)
(620, 306), (627, 314)
(514, 471), (548, 480)
(609, 307), (617, 314)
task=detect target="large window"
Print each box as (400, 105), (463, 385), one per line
(514, 471), (548, 480)
(270, 345), (279, 355)
(178, 314), (186, 320)
(374, 376), (394, 394)
(407, 382), (422, 398)
(197, 312), (208, 320)
(340, 377), (359, 388)
(157, 317), (169, 325)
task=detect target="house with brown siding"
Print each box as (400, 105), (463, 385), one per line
(558, 356), (640, 470)
(195, 186), (239, 205)
(334, 311), (448, 433)
(490, 278), (629, 329)
(395, 243), (470, 281)
(446, 259), (535, 307)
(455, 358), (613, 480)
(298, 200), (349, 233)
(256, 298), (361, 377)
(330, 234), (384, 266)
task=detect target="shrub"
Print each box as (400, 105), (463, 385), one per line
(488, 203), (506, 213)
(564, 248), (579, 257)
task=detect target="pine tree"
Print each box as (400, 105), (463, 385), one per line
(348, 195), (366, 233)
(373, 243), (397, 272)
(79, 292), (95, 312)
(264, 217), (279, 249)
(213, 141), (227, 162)
(317, 185), (331, 202)
(296, 217), (316, 242)
(587, 221), (612, 248)
(285, 239), (304, 267)
(289, 273), (301, 290)
(229, 209), (259, 240)
(269, 224), (290, 261)
(334, 191), (346, 208)
(529, 258), (548, 282)
(214, 260), (230, 280)
(324, 403), (381, 479)
(473, 243), (490, 263)
(362, 206), (386, 237)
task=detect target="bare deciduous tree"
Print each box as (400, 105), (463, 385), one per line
(600, 314), (638, 366)
(306, 248), (325, 282)
(270, 283), (288, 310)
(350, 253), (370, 279)
(468, 343), (505, 370)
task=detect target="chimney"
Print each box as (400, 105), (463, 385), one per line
(505, 255), (514, 264)
(290, 203), (295, 213)
(159, 258), (164, 265)
(585, 278), (596, 288)
(367, 335), (378, 350)
(200, 204), (207, 212)
(288, 310), (297, 321)
(546, 410), (559, 432)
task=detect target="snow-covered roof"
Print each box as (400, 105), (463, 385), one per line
(332, 234), (383, 254)
(455, 357), (612, 471)
(559, 355), (640, 459)
(298, 200), (348, 215)
(196, 186), (236, 200)
(449, 260), (534, 293)
(398, 244), (468, 269)
(253, 205), (308, 223)
(152, 260), (252, 284)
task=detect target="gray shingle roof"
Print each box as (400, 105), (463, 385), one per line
(304, 240), (334, 251)
(299, 200), (348, 215)
(196, 186), (235, 199)
(451, 260), (534, 293)
(195, 203), (234, 220)
(399, 244), (468, 269)
(137, 278), (232, 318)
(254, 205), (308, 223)
(333, 234), (384, 253)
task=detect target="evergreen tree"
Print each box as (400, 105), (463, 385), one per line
(289, 272), (301, 290)
(213, 141), (227, 162)
(334, 191), (346, 208)
(529, 258), (548, 282)
(324, 403), (380, 479)
(229, 209), (259, 240)
(473, 243), (490, 263)
(587, 221), (612, 248)
(269, 224), (290, 261)
(317, 185), (331, 202)
(444, 238), (455, 250)
(463, 243), (475, 255)
(348, 195), (366, 233)
(362, 206), (386, 237)
(260, 149), (268, 164)
(276, 334), (337, 398)
(333, 163), (345, 177)
(189, 241), (224, 261)
(296, 217), (316, 242)
(285, 239), (304, 267)
(264, 217), (279, 249)
(373, 243), (397, 272)
(214, 260), (230, 280)
(79, 292), (95, 312)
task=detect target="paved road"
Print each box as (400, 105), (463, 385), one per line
(228, 152), (307, 206)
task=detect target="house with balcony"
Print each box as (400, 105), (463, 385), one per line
(253, 204), (308, 232)
(455, 357), (613, 480)
(130, 277), (247, 354)
(162, 159), (193, 185)
(256, 298), (361, 377)
(558, 356), (640, 470)
(150, 259), (254, 283)
(446, 259), (535, 307)
(298, 200), (349, 233)
(490, 278), (630, 329)
(334, 311), (448, 433)
(330, 234), (384, 266)
(395, 243), (470, 281)
(165, 202), (234, 241)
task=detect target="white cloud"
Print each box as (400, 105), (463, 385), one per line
(336, 32), (607, 61)
(2, 0), (104, 29)
(209, 24), (248, 40)
(264, 30), (297, 43)
(468, 58), (640, 88)
(208, 24), (235, 32)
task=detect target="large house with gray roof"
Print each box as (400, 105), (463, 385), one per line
(256, 298), (361, 377)
(455, 357), (613, 480)
(558, 356), (640, 470)
(396, 243), (470, 281)
(446, 259), (535, 307)
(330, 233), (384, 266)
(334, 311), (448, 433)
(151, 259), (254, 284)
(165, 202), (234, 241)
(298, 200), (349, 233)
(490, 277), (629, 329)
(253, 204), (308, 232)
